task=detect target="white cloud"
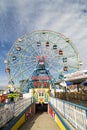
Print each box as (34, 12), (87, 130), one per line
(0, 0), (8, 13)
(0, 75), (8, 86)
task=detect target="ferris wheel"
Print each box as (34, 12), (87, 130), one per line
(5, 30), (81, 89)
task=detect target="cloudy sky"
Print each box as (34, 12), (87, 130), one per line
(0, 0), (87, 86)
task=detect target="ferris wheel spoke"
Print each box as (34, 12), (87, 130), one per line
(8, 50), (37, 65)
(67, 54), (77, 59)
(20, 53), (36, 60)
(25, 35), (40, 56)
(47, 55), (66, 68)
(48, 63), (62, 73)
(10, 62), (36, 80)
(68, 65), (79, 69)
(22, 46), (38, 58)
(12, 68), (33, 80)
(8, 59), (37, 67)
(61, 43), (70, 50)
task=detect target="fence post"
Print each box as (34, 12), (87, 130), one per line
(63, 100), (65, 118)
(86, 110), (87, 129)
(74, 107), (77, 129)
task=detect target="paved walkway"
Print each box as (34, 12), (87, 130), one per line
(19, 112), (60, 130)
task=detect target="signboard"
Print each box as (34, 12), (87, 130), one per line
(64, 70), (87, 81)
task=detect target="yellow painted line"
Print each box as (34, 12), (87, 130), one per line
(11, 114), (25, 130)
(55, 114), (66, 130)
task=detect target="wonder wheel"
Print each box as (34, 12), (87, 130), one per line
(5, 30), (80, 91)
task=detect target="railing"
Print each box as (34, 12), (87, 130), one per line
(50, 97), (87, 130)
(0, 97), (33, 128)
(14, 97), (33, 116)
(0, 103), (14, 128)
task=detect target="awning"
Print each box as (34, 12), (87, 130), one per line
(82, 80), (87, 86)
(66, 81), (73, 86)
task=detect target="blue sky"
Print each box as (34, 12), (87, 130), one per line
(0, 0), (87, 86)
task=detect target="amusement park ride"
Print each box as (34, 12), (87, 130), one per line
(4, 30), (84, 104)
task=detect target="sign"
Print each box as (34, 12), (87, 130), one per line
(64, 70), (87, 81)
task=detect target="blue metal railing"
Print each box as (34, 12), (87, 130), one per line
(50, 97), (87, 130)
